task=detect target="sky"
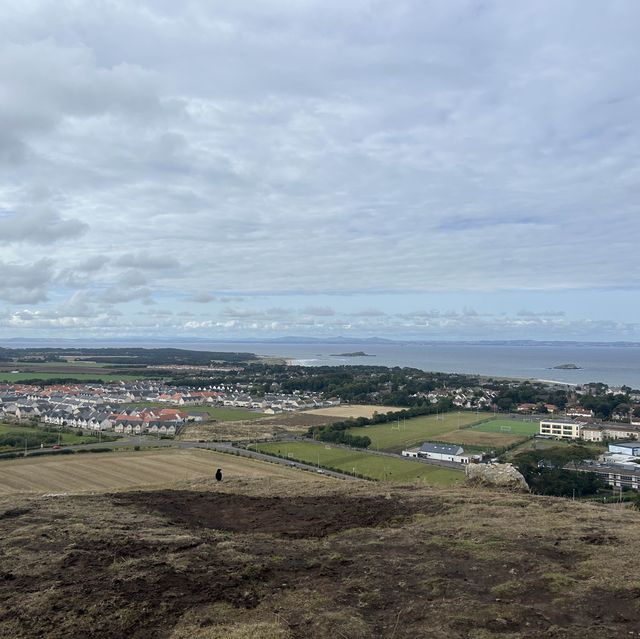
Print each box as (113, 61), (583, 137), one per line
(1, 0), (639, 342)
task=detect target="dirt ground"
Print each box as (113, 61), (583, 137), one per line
(1, 476), (640, 638)
(179, 412), (334, 442)
(305, 404), (403, 419)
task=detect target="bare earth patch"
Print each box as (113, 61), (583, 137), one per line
(179, 412), (333, 442)
(1, 477), (640, 638)
(305, 404), (403, 419)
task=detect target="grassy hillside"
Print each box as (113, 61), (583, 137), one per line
(1, 468), (639, 638)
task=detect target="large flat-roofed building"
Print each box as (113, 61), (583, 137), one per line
(576, 463), (640, 491)
(608, 441), (640, 456)
(539, 419), (585, 440)
(402, 442), (470, 464)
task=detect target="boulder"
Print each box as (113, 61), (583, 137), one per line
(465, 463), (529, 492)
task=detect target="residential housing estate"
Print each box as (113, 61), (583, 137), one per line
(0, 381), (337, 437)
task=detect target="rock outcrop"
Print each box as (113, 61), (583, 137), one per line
(465, 463), (530, 492)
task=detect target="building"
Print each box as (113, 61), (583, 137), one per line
(576, 463), (640, 491)
(539, 419), (584, 440)
(402, 442), (470, 464)
(608, 441), (640, 456)
(581, 425), (604, 442)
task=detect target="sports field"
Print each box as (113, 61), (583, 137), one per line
(433, 429), (526, 448)
(124, 403), (266, 421)
(345, 412), (485, 451)
(254, 441), (463, 485)
(0, 449), (309, 494)
(471, 419), (539, 436)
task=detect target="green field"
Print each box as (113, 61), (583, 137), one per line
(124, 403), (267, 422)
(0, 372), (145, 382)
(471, 419), (539, 436)
(0, 423), (102, 452)
(253, 441), (463, 485)
(346, 412), (487, 451)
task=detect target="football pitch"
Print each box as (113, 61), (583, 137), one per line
(345, 412), (485, 451)
(471, 419), (539, 436)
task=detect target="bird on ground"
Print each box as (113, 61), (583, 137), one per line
(215, 468), (222, 482)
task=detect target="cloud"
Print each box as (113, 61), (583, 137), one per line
(0, 210), (88, 244)
(99, 286), (153, 304)
(351, 308), (386, 317)
(0, 259), (55, 303)
(189, 293), (217, 303)
(0, 2), (638, 340)
(115, 254), (181, 270)
(118, 269), (148, 287)
(517, 309), (566, 318)
(301, 305), (335, 316)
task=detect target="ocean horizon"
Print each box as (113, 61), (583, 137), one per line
(2, 338), (639, 388)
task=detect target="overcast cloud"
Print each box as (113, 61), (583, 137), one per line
(1, 1), (639, 340)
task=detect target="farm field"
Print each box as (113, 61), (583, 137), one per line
(471, 419), (539, 436)
(0, 371), (145, 382)
(346, 411), (486, 451)
(124, 403), (266, 421)
(254, 441), (463, 485)
(306, 404), (404, 419)
(0, 448), (310, 494)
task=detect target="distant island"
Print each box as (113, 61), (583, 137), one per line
(551, 363), (581, 370)
(330, 351), (375, 357)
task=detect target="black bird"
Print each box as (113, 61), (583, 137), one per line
(215, 468), (222, 482)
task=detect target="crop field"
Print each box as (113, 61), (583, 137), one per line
(471, 419), (539, 436)
(0, 448), (312, 494)
(124, 403), (266, 421)
(254, 441), (463, 485)
(306, 404), (404, 419)
(345, 411), (485, 451)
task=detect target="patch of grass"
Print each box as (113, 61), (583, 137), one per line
(345, 411), (485, 451)
(0, 372), (144, 382)
(471, 419), (539, 436)
(433, 429), (526, 449)
(491, 579), (528, 598)
(0, 422), (100, 450)
(253, 441), (463, 485)
(124, 403), (267, 421)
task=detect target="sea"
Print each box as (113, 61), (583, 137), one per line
(196, 342), (640, 388)
(3, 339), (640, 388)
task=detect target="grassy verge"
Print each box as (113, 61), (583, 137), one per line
(0, 422), (104, 452)
(123, 403), (267, 421)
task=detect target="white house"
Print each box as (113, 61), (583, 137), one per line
(403, 442), (470, 464)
